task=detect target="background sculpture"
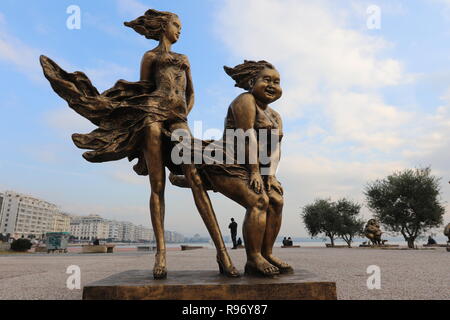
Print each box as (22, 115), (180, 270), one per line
(444, 223), (450, 243)
(364, 219), (383, 246)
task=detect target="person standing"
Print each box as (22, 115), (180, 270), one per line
(229, 218), (238, 249)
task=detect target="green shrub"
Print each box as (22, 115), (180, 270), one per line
(10, 238), (32, 252)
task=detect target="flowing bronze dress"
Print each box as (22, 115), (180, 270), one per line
(40, 54), (189, 176)
(40, 56), (282, 194)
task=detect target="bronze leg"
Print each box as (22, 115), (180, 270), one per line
(262, 191), (293, 273)
(142, 122), (167, 279)
(206, 174), (279, 277)
(169, 122), (239, 277)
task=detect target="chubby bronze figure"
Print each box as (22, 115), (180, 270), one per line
(39, 9), (238, 279)
(171, 60), (293, 276)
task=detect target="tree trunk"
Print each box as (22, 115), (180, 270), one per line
(342, 235), (352, 247)
(329, 236), (335, 247)
(407, 238), (415, 249)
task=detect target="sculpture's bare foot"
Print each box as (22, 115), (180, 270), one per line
(153, 251), (167, 280)
(217, 248), (240, 278)
(245, 255), (279, 277)
(263, 254), (293, 274)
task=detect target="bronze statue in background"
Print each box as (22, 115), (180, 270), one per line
(444, 223), (450, 243)
(39, 9), (238, 279)
(364, 219), (383, 246)
(170, 60), (293, 276)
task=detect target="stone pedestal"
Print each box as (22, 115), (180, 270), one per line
(83, 270), (337, 300)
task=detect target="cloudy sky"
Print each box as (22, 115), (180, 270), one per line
(1, 0), (449, 238)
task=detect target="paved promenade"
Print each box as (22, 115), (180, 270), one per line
(0, 247), (448, 300)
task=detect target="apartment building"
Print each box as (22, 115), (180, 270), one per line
(0, 191), (59, 238)
(0, 191), (165, 243)
(0, 193), (4, 214)
(70, 214), (109, 241)
(165, 230), (185, 243)
(135, 224), (154, 242)
(51, 212), (71, 233)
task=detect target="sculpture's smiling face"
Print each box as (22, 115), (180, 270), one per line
(251, 68), (282, 104)
(165, 17), (182, 44)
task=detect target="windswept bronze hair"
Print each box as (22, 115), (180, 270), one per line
(224, 60), (275, 91)
(124, 9), (179, 41)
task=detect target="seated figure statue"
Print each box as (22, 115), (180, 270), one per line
(170, 60), (293, 277)
(444, 223), (450, 243)
(364, 219), (383, 246)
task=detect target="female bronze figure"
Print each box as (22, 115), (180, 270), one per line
(171, 61), (293, 277)
(39, 9), (238, 279)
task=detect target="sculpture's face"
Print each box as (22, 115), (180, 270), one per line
(251, 68), (282, 105)
(164, 16), (182, 44)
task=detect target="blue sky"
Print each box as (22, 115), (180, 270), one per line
(1, 0), (450, 238)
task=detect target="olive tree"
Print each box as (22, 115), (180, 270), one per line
(365, 167), (445, 248)
(335, 199), (364, 247)
(302, 198), (363, 247)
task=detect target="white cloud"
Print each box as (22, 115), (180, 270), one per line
(44, 107), (96, 136)
(109, 161), (147, 186)
(214, 0), (420, 153)
(83, 60), (135, 92)
(212, 0), (450, 236)
(116, 0), (149, 18)
(0, 14), (43, 82)
(215, 0), (410, 116)
(325, 91), (413, 151)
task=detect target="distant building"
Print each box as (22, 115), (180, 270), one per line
(0, 190), (183, 242)
(0, 191), (59, 238)
(165, 230), (184, 243)
(185, 233), (208, 243)
(106, 220), (124, 241)
(122, 222), (136, 242)
(70, 216), (155, 243)
(51, 212), (71, 233)
(135, 225), (154, 242)
(0, 192), (4, 215)
(70, 214), (109, 241)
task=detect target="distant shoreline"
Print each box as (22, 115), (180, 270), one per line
(54, 238), (449, 253)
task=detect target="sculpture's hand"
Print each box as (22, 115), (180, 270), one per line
(266, 176), (284, 195)
(169, 173), (178, 185)
(249, 172), (264, 194)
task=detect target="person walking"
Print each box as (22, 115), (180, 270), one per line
(229, 218), (238, 249)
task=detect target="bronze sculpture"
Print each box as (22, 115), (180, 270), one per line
(40, 9), (237, 279)
(364, 219), (383, 246)
(170, 60), (293, 276)
(444, 223), (450, 243)
(39, 8), (292, 279)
